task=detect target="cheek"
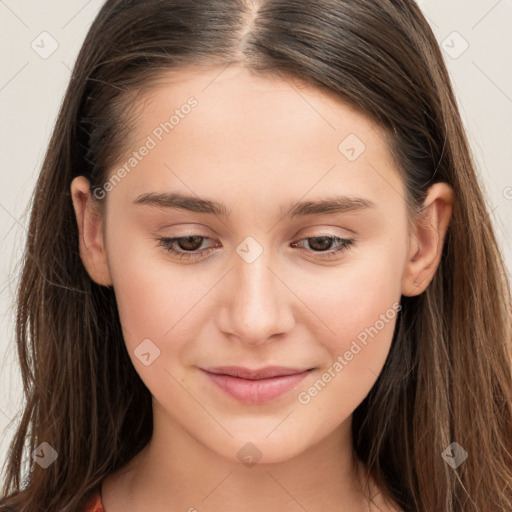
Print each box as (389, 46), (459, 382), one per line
(105, 223), (204, 356)
(301, 237), (405, 348)
(294, 247), (403, 416)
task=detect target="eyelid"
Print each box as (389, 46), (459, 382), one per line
(154, 232), (355, 261)
(290, 235), (354, 256)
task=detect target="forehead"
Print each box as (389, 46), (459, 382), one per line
(107, 65), (404, 211)
(127, 64), (388, 152)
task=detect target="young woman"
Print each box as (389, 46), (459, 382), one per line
(1, 1), (511, 511)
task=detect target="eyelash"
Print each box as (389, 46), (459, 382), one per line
(155, 234), (354, 261)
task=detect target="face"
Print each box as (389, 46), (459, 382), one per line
(72, 65), (447, 465)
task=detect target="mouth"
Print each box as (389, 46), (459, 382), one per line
(200, 366), (314, 404)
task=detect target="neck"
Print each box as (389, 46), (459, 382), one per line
(103, 406), (386, 511)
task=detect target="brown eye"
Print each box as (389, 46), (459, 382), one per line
(156, 235), (218, 261)
(291, 235), (354, 259)
(175, 236), (204, 251)
(307, 236), (336, 251)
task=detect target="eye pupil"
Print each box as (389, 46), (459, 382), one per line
(178, 236), (203, 251)
(309, 237), (332, 251)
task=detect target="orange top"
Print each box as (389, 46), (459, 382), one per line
(83, 489), (105, 512)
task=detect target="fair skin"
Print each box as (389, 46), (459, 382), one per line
(71, 65), (453, 511)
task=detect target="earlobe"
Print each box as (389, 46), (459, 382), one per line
(70, 176), (113, 287)
(401, 183), (454, 297)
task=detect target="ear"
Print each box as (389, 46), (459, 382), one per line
(401, 182), (454, 297)
(70, 176), (113, 287)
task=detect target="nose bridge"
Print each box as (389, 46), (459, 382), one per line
(220, 240), (293, 344)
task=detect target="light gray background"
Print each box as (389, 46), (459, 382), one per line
(1, 0), (511, 477)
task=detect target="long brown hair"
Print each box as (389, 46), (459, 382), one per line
(1, 1), (511, 510)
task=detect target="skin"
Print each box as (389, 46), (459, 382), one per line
(71, 65), (453, 511)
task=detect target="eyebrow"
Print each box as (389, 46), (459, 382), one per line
(133, 192), (375, 219)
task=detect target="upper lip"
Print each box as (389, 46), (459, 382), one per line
(201, 366), (312, 380)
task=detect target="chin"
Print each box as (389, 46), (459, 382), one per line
(201, 428), (314, 467)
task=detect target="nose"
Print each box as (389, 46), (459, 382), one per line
(216, 247), (295, 346)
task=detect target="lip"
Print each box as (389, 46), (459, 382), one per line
(200, 366), (314, 404)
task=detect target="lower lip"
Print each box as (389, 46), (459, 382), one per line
(201, 369), (312, 404)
